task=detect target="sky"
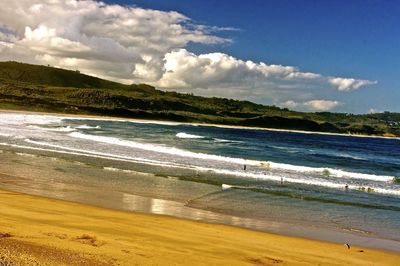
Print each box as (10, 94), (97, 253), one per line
(0, 0), (399, 113)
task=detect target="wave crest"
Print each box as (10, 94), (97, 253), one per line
(76, 124), (101, 129)
(176, 132), (204, 139)
(68, 132), (396, 183)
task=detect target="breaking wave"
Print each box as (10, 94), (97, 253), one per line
(68, 132), (396, 183)
(76, 124), (101, 129)
(176, 132), (204, 139)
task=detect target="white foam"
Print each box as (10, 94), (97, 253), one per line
(176, 133), (239, 143)
(103, 166), (152, 176)
(176, 132), (204, 139)
(0, 113), (397, 194)
(65, 116), (183, 126)
(214, 138), (242, 143)
(222, 184), (233, 190)
(76, 124), (101, 129)
(0, 139), (178, 171)
(22, 139), (194, 172)
(103, 167), (120, 172)
(41, 126), (76, 132)
(0, 133), (11, 137)
(197, 166), (400, 196)
(192, 166), (400, 196)
(27, 125), (76, 132)
(1, 141), (399, 197)
(268, 162), (394, 182)
(13, 135), (26, 139)
(24, 139), (160, 165)
(69, 132), (256, 166)
(69, 132), (395, 183)
(15, 152), (36, 157)
(0, 113), (63, 125)
(214, 138), (229, 142)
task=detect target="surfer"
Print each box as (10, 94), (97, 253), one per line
(243, 164), (247, 171)
(345, 184), (349, 190)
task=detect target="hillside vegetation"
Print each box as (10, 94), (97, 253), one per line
(0, 61), (399, 136)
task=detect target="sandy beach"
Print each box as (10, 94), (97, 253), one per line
(0, 188), (399, 265)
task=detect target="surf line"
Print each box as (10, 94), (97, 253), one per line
(1, 141), (399, 196)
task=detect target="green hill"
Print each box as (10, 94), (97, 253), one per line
(0, 61), (128, 89)
(0, 61), (399, 137)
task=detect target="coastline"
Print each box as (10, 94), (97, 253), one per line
(1, 188), (399, 265)
(1, 108), (399, 140)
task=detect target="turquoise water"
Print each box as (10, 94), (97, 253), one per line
(0, 112), (399, 250)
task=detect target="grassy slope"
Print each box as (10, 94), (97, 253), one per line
(0, 61), (399, 136)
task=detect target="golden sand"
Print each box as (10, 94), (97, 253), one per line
(0, 189), (399, 265)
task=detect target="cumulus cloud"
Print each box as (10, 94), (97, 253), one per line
(157, 49), (302, 89)
(0, 0), (228, 82)
(155, 49), (375, 100)
(0, 0), (377, 106)
(281, 99), (340, 111)
(328, 78), (377, 91)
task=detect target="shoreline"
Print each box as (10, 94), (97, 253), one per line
(1, 109), (400, 250)
(0, 150), (399, 254)
(1, 108), (399, 140)
(1, 108), (400, 264)
(1, 188), (399, 265)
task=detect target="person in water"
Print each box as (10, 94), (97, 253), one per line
(243, 164), (247, 171)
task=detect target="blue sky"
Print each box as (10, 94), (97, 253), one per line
(115, 0), (400, 113)
(1, 0), (398, 113)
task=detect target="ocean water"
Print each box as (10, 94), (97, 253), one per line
(0, 112), (399, 250)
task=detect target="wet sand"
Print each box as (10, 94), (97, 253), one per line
(1, 188), (399, 265)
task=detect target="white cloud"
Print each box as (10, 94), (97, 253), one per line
(158, 49), (303, 89)
(280, 99), (340, 111)
(328, 77), (377, 91)
(0, 0), (377, 108)
(156, 49), (323, 100)
(155, 49), (375, 100)
(0, 0), (229, 83)
(281, 100), (299, 109)
(303, 100), (340, 111)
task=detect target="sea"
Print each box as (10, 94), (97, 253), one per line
(0, 112), (399, 251)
